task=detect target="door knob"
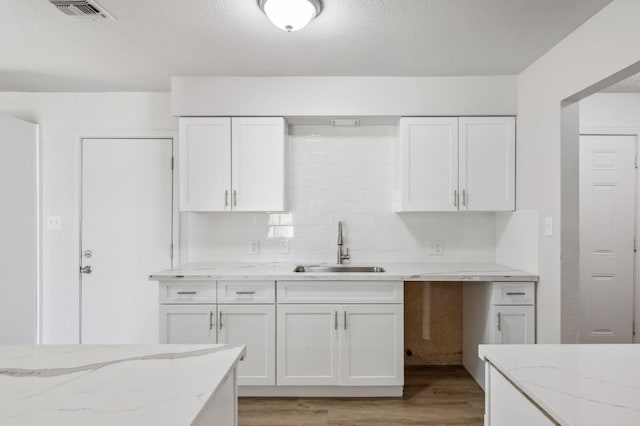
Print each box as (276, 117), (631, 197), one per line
(80, 265), (93, 274)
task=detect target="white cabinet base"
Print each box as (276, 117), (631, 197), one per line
(239, 385), (403, 398)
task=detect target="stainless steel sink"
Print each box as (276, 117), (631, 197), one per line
(293, 265), (386, 273)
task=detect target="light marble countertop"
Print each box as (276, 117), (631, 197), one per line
(149, 262), (538, 282)
(479, 344), (640, 426)
(0, 344), (245, 426)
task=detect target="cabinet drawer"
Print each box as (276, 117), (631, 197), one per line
(159, 282), (216, 304)
(277, 281), (403, 304)
(217, 281), (275, 304)
(492, 282), (535, 305)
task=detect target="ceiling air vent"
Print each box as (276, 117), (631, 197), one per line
(48, 0), (114, 20)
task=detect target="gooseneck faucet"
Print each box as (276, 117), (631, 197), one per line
(337, 221), (350, 264)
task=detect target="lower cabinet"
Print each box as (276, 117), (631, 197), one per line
(462, 281), (536, 390)
(277, 304), (404, 386)
(492, 305), (535, 344)
(160, 304), (217, 344)
(218, 304), (276, 386)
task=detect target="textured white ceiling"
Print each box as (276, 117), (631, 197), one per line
(601, 73), (640, 93)
(0, 0), (613, 91)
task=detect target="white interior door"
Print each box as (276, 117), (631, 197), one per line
(0, 114), (38, 343)
(81, 138), (173, 344)
(579, 134), (636, 343)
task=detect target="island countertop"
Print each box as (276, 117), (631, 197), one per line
(0, 344), (245, 426)
(479, 344), (640, 426)
(149, 262), (538, 282)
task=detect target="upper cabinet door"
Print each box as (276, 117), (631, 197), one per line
(397, 117), (459, 212)
(231, 117), (286, 212)
(179, 117), (231, 212)
(459, 117), (515, 211)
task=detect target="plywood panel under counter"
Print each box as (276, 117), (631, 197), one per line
(404, 282), (462, 366)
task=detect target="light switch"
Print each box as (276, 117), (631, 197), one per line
(47, 216), (62, 230)
(544, 217), (553, 237)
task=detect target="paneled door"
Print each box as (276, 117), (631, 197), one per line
(491, 306), (535, 344)
(459, 117), (515, 211)
(160, 305), (217, 344)
(277, 304), (340, 386)
(231, 117), (285, 212)
(179, 117), (231, 211)
(218, 305), (276, 386)
(81, 138), (173, 343)
(579, 134), (636, 343)
(340, 304), (404, 386)
(398, 117), (459, 211)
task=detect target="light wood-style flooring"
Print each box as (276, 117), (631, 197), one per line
(238, 366), (484, 426)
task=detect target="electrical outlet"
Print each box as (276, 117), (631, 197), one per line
(249, 240), (260, 255)
(279, 239), (290, 254)
(427, 240), (444, 256)
(47, 216), (62, 230)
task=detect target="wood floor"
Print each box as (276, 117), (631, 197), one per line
(238, 366), (485, 426)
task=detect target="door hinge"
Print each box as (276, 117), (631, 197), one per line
(170, 243), (174, 260)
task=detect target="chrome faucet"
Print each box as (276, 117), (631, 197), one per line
(337, 221), (350, 264)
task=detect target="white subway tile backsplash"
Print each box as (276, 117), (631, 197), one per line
(183, 125), (498, 264)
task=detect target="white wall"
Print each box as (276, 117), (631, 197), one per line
(495, 211), (538, 274)
(171, 76), (518, 117)
(581, 93), (640, 128)
(0, 93), (176, 343)
(183, 125), (498, 264)
(515, 0), (640, 343)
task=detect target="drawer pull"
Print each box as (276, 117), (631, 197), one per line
(334, 311), (338, 330)
(219, 311), (223, 330)
(505, 292), (526, 296)
(497, 312), (501, 331)
(344, 311), (347, 330)
(236, 291), (256, 295)
(209, 311), (214, 330)
(177, 291), (197, 295)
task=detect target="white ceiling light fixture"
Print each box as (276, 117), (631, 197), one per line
(258, 0), (323, 32)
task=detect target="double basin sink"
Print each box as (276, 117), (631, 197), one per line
(293, 265), (385, 273)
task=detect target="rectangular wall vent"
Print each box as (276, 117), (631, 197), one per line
(48, 0), (114, 20)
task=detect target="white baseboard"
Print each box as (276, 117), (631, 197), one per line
(239, 386), (404, 398)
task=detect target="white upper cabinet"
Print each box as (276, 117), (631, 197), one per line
(395, 116), (515, 212)
(232, 117), (286, 212)
(397, 117), (459, 212)
(459, 117), (515, 211)
(178, 117), (286, 212)
(179, 117), (231, 212)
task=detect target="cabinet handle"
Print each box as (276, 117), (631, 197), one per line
(233, 190), (237, 207)
(177, 291), (196, 295)
(506, 292), (526, 296)
(219, 311), (223, 330)
(209, 311), (214, 330)
(236, 291), (256, 295)
(334, 311), (338, 330)
(453, 190), (458, 207)
(462, 189), (467, 207)
(344, 311), (347, 330)
(497, 312), (501, 331)
(224, 190), (229, 207)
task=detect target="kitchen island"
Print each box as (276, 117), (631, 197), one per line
(480, 344), (640, 425)
(0, 344), (245, 426)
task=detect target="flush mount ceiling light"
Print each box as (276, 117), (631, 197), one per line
(258, 0), (323, 32)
